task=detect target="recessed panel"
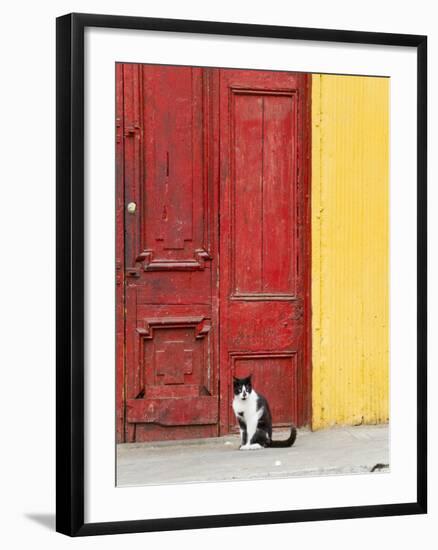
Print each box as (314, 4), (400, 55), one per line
(231, 352), (298, 427)
(231, 91), (297, 298)
(141, 66), (210, 270)
(142, 325), (208, 395)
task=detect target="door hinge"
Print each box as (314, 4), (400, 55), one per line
(126, 267), (141, 278)
(116, 260), (122, 285)
(124, 122), (140, 137)
(290, 304), (304, 320)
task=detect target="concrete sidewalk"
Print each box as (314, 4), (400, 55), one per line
(117, 424), (389, 487)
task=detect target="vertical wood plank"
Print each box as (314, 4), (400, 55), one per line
(262, 95), (296, 294)
(233, 94), (263, 293)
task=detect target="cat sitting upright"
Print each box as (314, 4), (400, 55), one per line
(232, 375), (297, 450)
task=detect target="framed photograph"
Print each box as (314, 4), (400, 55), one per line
(56, 13), (427, 536)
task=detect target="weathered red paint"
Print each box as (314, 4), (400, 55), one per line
(218, 69), (312, 433)
(116, 64), (311, 443)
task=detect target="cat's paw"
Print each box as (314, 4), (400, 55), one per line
(239, 443), (262, 451)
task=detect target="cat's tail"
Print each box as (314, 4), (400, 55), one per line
(269, 425), (297, 448)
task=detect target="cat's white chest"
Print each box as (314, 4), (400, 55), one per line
(232, 392), (259, 421)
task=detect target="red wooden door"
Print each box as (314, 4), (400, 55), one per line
(116, 64), (310, 443)
(218, 69), (311, 433)
(117, 64), (220, 443)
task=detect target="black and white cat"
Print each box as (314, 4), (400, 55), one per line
(232, 375), (297, 451)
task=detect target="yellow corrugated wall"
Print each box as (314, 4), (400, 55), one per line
(311, 74), (389, 429)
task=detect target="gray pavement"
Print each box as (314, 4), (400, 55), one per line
(116, 424), (389, 487)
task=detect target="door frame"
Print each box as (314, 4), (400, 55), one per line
(116, 63), (125, 443)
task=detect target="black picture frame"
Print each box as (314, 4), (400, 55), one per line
(56, 12), (427, 537)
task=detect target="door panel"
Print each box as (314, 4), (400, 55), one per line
(232, 91), (297, 297)
(119, 64), (219, 442)
(125, 64), (212, 271)
(232, 352), (298, 425)
(218, 69), (311, 434)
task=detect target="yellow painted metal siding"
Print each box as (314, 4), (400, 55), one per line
(311, 74), (389, 429)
